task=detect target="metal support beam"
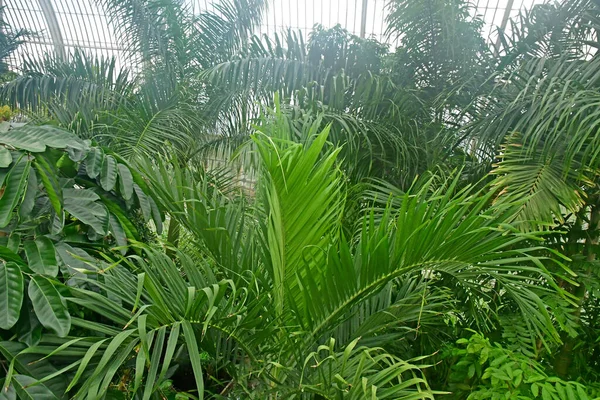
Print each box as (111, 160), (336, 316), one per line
(37, 0), (66, 59)
(360, 0), (368, 38)
(494, 0), (515, 55)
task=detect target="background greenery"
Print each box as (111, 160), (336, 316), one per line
(0, 0), (599, 398)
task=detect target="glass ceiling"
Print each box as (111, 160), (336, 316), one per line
(2, 0), (545, 71)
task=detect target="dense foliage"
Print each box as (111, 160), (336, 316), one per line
(1, 0), (600, 398)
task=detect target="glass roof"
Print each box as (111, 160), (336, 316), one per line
(2, 0), (545, 70)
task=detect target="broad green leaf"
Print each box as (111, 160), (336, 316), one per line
(0, 379), (16, 400)
(0, 262), (23, 330)
(109, 214), (127, 255)
(56, 154), (77, 177)
(0, 155), (31, 228)
(63, 188), (100, 202)
(85, 148), (104, 179)
(0, 125), (83, 153)
(34, 156), (62, 216)
(15, 298), (42, 346)
(134, 184), (151, 221)
(64, 196), (109, 235)
(55, 242), (95, 274)
(101, 195), (139, 238)
(24, 238), (58, 277)
(117, 163), (134, 201)
(11, 375), (58, 399)
(0, 246), (24, 265)
(18, 167), (37, 220)
(100, 155), (118, 191)
(0, 147), (12, 168)
(0, 121), (10, 134)
(7, 234), (20, 253)
(28, 276), (71, 337)
(50, 211), (64, 235)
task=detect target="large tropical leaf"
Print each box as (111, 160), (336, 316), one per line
(253, 122), (345, 316)
(0, 262), (23, 330)
(28, 276), (71, 337)
(0, 154), (30, 228)
(23, 238), (58, 277)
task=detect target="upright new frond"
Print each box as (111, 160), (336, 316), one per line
(254, 122), (345, 316)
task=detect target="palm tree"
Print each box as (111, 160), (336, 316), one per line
(464, 0), (600, 380)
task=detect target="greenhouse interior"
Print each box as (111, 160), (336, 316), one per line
(0, 0), (599, 398)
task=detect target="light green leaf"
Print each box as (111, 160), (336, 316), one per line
(100, 155), (118, 191)
(0, 148), (12, 168)
(0, 155), (31, 228)
(0, 262), (23, 330)
(24, 238), (58, 277)
(0, 121), (10, 134)
(28, 276), (71, 337)
(0, 125), (83, 153)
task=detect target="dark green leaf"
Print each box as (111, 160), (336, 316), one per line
(7, 234), (20, 253)
(55, 242), (95, 274)
(18, 167), (37, 220)
(149, 197), (162, 234)
(12, 375), (58, 399)
(85, 148), (104, 179)
(0, 262), (23, 330)
(100, 155), (118, 191)
(182, 321), (204, 398)
(109, 214), (127, 255)
(34, 156), (62, 216)
(24, 237), (58, 277)
(0, 155), (31, 228)
(0, 246), (25, 265)
(50, 211), (64, 235)
(28, 276), (71, 337)
(134, 184), (151, 221)
(64, 194), (109, 235)
(117, 163), (134, 201)
(15, 297), (42, 346)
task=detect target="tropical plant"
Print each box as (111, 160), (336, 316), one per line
(444, 332), (594, 399)
(0, 125), (160, 395)
(1, 0), (600, 397)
